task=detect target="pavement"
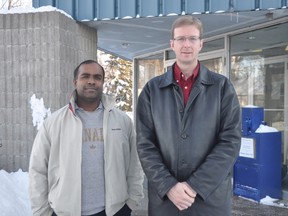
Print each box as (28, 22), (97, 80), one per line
(131, 172), (288, 216)
(232, 196), (288, 216)
(132, 193), (288, 216)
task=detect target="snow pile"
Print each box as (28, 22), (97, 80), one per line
(260, 196), (288, 208)
(255, 124), (279, 133)
(30, 94), (51, 130)
(0, 169), (32, 216)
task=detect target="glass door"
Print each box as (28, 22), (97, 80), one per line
(201, 57), (224, 75)
(264, 62), (285, 130)
(199, 49), (226, 76)
(263, 59), (288, 166)
(231, 55), (288, 165)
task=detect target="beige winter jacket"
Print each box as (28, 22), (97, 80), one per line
(29, 91), (144, 216)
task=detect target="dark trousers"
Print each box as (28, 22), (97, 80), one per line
(52, 204), (131, 216)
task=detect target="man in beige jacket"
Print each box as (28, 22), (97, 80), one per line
(29, 60), (144, 216)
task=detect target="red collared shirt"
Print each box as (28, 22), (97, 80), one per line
(173, 62), (200, 106)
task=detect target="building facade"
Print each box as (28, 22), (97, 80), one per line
(134, 19), (288, 166)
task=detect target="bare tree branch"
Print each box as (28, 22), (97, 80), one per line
(1, 0), (9, 9)
(1, 0), (23, 10)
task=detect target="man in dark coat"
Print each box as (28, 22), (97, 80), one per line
(136, 16), (241, 216)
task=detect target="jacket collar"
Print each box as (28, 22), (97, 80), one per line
(68, 90), (115, 115)
(159, 62), (217, 88)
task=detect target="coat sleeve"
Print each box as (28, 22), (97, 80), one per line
(187, 78), (241, 200)
(126, 117), (145, 209)
(29, 123), (53, 216)
(136, 85), (178, 199)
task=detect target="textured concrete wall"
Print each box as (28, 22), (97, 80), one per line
(0, 11), (97, 172)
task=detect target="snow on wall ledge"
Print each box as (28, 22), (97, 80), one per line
(0, 5), (73, 20)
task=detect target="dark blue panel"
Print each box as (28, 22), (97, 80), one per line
(56, 0), (73, 17)
(139, 0), (159, 17)
(118, 0), (136, 18)
(210, 0), (230, 12)
(97, 0), (115, 19)
(76, 0), (94, 20)
(33, 0), (287, 20)
(234, 0), (256, 11)
(162, 0), (181, 15)
(261, 0), (282, 9)
(185, 0), (205, 13)
(33, 0), (54, 7)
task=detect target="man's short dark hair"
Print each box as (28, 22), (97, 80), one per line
(73, 60), (105, 80)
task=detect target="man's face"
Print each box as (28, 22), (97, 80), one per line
(73, 63), (104, 104)
(170, 25), (203, 64)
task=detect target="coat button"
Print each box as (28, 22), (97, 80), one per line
(181, 134), (188, 139)
(179, 108), (184, 113)
(181, 160), (188, 166)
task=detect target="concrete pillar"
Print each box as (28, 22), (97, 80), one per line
(0, 10), (97, 172)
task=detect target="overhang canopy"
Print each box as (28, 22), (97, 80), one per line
(33, 0), (288, 60)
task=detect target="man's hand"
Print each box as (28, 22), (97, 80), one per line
(167, 182), (197, 211)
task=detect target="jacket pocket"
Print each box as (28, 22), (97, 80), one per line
(48, 176), (60, 209)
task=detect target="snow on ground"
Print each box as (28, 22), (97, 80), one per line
(0, 169), (32, 216)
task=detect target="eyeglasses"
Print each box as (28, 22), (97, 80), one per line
(173, 36), (201, 44)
